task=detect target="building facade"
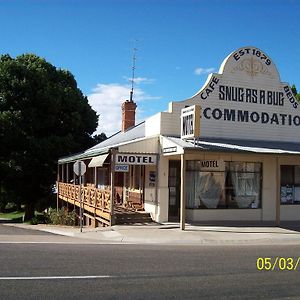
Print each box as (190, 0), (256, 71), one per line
(58, 46), (300, 227)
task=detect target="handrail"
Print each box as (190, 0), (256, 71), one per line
(58, 182), (111, 211)
(57, 182), (145, 224)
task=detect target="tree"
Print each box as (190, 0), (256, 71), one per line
(0, 54), (98, 220)
(93, 133), (107, 144)
(292, 84), (300, 102)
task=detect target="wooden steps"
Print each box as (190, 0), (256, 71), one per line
(115, 210), (153, 225)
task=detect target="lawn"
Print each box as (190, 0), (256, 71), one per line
(0, 211), (24, 221)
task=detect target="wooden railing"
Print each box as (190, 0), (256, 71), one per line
(58, 182), (145, 226)
(58, 182), (111, 225)
(124, 189), (144, 211)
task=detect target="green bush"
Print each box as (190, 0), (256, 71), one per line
(0, 195), (7, 212)
(29, 213), (50, 225)
(48, 208), (76, 226)
(30, 216), (39, 225)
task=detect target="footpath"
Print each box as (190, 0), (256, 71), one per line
(4, 221), (300, 245)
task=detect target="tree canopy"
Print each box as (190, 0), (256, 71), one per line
(0, 53), (99, 219)
(292, 84), (300, 102)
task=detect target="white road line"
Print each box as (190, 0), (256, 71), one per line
(0, 241), (130, 245)
(0, 241), (108, 244)
(0, 275), (114, 280)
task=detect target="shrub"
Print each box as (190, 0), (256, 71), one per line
(29, 213), (50, 225)
(48, 208), (76, 226)
(30, 216), (39, 225)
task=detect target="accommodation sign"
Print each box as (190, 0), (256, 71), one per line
(195, 46), (299, 129)
(181, 105), (201, 139)
(115, 153), (157, 165)
(199, 160), (225, 171)
(200, 79), (300, 127)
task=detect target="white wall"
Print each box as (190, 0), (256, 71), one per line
(156, 156), (169, 222)
(261, 156), (277, 221)
(280, 206), (300, 221)
(145, 113), (162, 137)
(186, 209), (262, 221)
(143, 157), (170, 223)
(144, 165), (158, 220)
(118, 137), (158, 153)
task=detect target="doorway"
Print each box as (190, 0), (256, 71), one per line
(168, 160), (180, 221)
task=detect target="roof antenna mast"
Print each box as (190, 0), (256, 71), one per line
(130, 44), (138, 102)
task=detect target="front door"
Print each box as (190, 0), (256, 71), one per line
(168, 161), (180, 221)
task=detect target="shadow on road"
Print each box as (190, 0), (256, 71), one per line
(0, 217), (23, 224)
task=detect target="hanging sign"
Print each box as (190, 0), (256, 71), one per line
(163, 146), (177, 154)
(181, 105), (201, 139)
(115, 165), (129, 172)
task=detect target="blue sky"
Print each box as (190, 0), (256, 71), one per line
(1, 0), (299, 135)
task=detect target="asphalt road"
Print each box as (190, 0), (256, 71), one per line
(0, 225), (300, 299)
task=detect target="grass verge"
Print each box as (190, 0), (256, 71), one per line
(0, 211), (24, 221)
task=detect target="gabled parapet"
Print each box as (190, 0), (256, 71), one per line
(146, 46), (299, 142)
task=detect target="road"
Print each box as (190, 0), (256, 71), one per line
(0, 224), (300, 299)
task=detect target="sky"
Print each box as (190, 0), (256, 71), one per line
(0, 0), (299, 136)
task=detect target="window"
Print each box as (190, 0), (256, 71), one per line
(97, 168), (108, 189)
(128, 165), (144, 190)
(134, 165), (141, 190)
(186, 161), (262, 209)
(226, 162), (261, 209)
(281, 165), (300, 204)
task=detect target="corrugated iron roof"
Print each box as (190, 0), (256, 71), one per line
(59, 123), (300, 164)
(166, 136), (300, 155)
(87, 121), (145, 152)
(58, 122), (146, 164)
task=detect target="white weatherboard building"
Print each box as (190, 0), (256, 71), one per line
(58, 46), (300, 228)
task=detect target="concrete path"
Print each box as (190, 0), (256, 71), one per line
(4, 222), (300, 245)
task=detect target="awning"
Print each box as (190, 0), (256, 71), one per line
(163, 136), (300, 155)
(88, 153), (110, 168)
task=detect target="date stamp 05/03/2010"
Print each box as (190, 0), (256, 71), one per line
(256, 257), (300, 271)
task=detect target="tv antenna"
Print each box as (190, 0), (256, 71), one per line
(129, 45), (138, 102)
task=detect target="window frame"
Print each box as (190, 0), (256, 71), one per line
(280, 165), (300, 205)
(185, 160), (262, 209)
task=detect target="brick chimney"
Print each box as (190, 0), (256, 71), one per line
(121, 100), (137, 132)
